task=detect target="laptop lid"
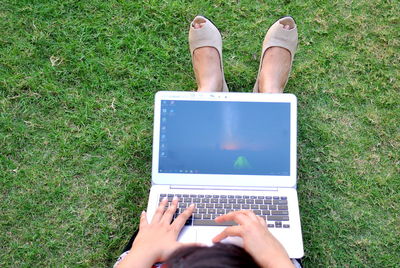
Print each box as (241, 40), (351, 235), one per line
(152, 91), (297, 188)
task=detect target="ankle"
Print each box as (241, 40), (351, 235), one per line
(258, 47), (291, 93)
(197, 78), (223, 92)
(259, 86), (284, 93)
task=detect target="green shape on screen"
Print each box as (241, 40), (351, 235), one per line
(234, 156), (251, 169)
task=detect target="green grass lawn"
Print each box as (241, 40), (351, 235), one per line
(1, 0), (399, 267)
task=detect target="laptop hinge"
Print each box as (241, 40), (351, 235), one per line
(169, 185), (279, 191)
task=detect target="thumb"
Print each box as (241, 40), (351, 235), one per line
(139, 211), (148, 228)
(180, 242), (207, 248)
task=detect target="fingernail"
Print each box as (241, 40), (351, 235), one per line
(189, 203), (195, 208)
(141, 210), (145, 215)
(162, 197), (167, 201)
(173, 196), (178, 201)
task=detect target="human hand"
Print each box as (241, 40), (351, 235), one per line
(117, 197), (196, 268)
(213, 211), (294, 268)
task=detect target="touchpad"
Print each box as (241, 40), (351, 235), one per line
(178, 227), (197, 243)
(196, 227), (229, 246)
(196, 228), (244, 247)
(220, 236), (244, 247)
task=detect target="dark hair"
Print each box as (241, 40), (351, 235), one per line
(164, 243), (261, 268)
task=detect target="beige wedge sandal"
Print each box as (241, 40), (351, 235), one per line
(189, 15), (229, 92)
(253, 17), (298, 92)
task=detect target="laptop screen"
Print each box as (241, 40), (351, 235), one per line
(158, 100), (290, 176)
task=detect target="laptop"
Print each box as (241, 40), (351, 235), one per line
(146, 91), (304, 258)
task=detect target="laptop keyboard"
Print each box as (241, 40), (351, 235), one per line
(159, 193), (290, 229)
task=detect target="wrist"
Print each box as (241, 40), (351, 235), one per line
(259, 255), (294, 268)
(117, 249), (158, 268)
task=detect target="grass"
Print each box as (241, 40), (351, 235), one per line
(1, 0), (399, 267)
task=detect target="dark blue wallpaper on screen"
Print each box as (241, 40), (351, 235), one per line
(158, 100), (290, 176)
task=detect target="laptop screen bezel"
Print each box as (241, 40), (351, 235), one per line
(151, 91), (297, 188)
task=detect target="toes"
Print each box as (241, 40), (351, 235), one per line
(279, 17), (295, 30)
(193, 22), (206, 29)
(192, 17), (206, 29)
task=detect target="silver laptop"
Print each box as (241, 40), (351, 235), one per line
(146, 91), (304, 258)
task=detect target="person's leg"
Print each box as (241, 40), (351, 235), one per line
(258, 21), (295, 93)
(191, 17), (223, 92)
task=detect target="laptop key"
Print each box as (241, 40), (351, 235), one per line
(267, 215), (289, 221)
(255, 200), (263, 204)
(262, 210), (271, 215)
(199, 208), (207, 214)
(283, 224), (290, 228)
(215, 204), (223, 208)
(242, 204), (250, 209)
(206, 204), (214, 208)
(233, 204), (241, 209)
(185, 216), (193, 226)
(197, 203), (205, 208)
(237, 199), (245, 204)
(193, 220), (237, 226)
(253, 210), (262, 215)
(202, 198), (210, 203)
(273, 200), (288, 205)
(211, 198), (218, 203)
(246, 199), (254, 204)
(193, 214), (202, 219)
(203, 214), (211, 219)
(251, 204), (259, 209)
(272, 210), (289, 215)
(267, 224), (274, 228)
(220, 199), (228, 203)
(278, 205), (288, 210)
(228, 199), (236, 204)
(217, 209), (225, 214)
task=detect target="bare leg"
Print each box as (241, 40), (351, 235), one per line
(258, 23), (293, 93)
(191, 18), (222, 92)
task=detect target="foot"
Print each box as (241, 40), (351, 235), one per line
(258, 22), (294, 93)
(191, 18), (223, 92)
